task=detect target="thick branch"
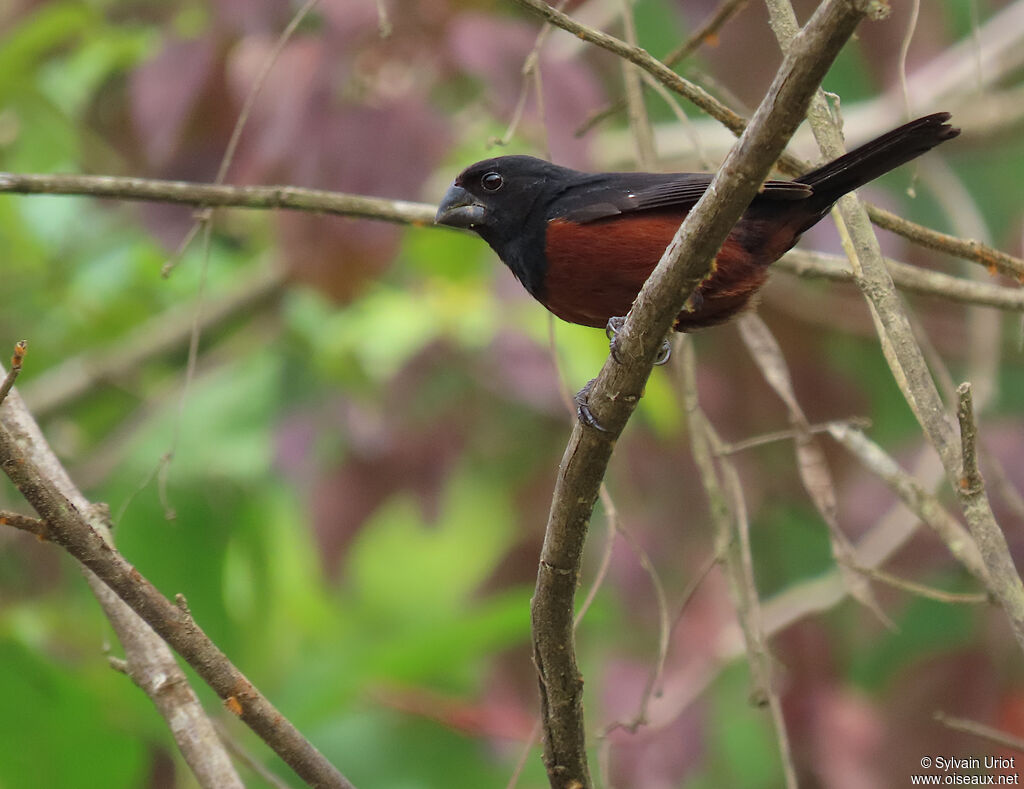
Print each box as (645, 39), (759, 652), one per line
(524, 2), (872, 786)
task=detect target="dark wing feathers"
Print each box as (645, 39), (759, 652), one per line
(554, 172), (813, 224)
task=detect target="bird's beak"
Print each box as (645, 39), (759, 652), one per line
(435, 184), (486, 229)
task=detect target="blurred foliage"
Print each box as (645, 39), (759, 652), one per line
(0, 0), (1023, 787)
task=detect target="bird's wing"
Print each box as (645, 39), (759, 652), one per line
(556, 173), (812, 224)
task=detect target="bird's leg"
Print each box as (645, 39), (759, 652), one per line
(605, 316), (671, 366)
(574, 379), (609, 432)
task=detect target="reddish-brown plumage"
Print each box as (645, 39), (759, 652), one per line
(544, 213), (778, 329)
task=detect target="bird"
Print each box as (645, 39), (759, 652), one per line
(434, 113), (959, 336)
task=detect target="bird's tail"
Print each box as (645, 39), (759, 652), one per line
(795, 112), (959, 210)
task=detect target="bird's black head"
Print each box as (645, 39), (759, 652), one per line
(435, 155), (572, 240)
(435, 155), (578, 296)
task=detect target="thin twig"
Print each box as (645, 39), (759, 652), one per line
(738, 313), (890, 627)
(718, 417), (872, 455)
(0, 173), (436, 224)
(864, 204), (1024, 282)
(827, 422), (991, 589)
(575, 0), (749, 136)
(619, 0), (657, 169)
(934, 711), (1024, 755)
(215, 0), (320, 186)
(677, 340), (797, 787)
(956, 382), (984, 496)
(847, 561), (988, 605)
(0, 341), (27, 407)
(0, 509), (47, 537)
(776, 249), (1024, 312)
(896, 0), (921, 117)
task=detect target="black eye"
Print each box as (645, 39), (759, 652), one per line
(481, 172), (504, 191)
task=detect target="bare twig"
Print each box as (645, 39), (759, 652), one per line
(863, 204), (1024, 282)
(934, 711), (1024, 755)
(775, 249), (1024, 312)
(0, 510), (46, 536)
(0, 172), (436, 224)
(847, 562), (988, 605)
(956, 382), (984, 496)
(718, 417), (872, 455)
(575, 0), (749, 136)
(0, 341), (27, 407)
(827, 422), (991, 591)
(738, 313), (891, 627)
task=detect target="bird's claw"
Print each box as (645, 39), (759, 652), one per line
(653, 339), (672, 366)
(605, 316), (671, 366)
(605, 316), (627, 364)
(574, 379), (609, 432)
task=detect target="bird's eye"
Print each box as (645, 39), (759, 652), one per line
(481, 172), (504, 192)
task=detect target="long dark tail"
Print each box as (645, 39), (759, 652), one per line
(795, 112), (959, 210)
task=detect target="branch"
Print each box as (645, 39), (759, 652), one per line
(934, 712), (1024, 755)
(0, 340), (26, 406)
(776, 249), (1024, 312)
(4, 509), (244, 788)
(0, 383), (244, 787)
(575, 0), (750, 137)
(0, 172), (436, 225)
(521, 1), (873, 785)
(737, 314), (890, 626)
(826, 422), (990, 587)
(0, 384), (355, 789)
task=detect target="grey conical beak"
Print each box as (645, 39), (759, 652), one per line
(435, 184), (486, 229)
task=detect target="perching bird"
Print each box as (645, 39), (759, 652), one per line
(435, 113), (959, 332)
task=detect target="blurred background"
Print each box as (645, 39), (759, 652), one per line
(1, 0), (1023, 787)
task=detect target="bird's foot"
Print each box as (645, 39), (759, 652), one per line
(605, 316), (671, 366)
(574, 379), (609, 432)
(605, 316), (627, 364)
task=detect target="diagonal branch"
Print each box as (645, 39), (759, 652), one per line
(523, 1), (875, 786)
(0, 381), (244, 788)
(0, 382), (355, 789)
